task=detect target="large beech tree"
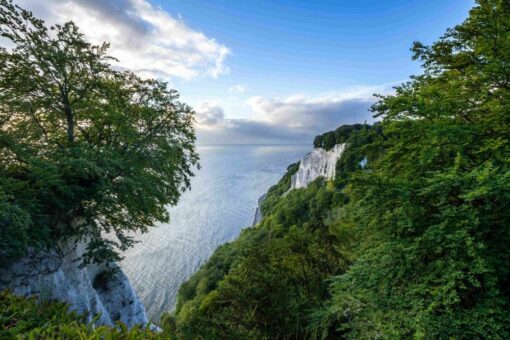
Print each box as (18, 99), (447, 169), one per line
(0, 0), (198, 264)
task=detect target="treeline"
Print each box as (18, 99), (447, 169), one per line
(313, 124), (367, 150)
(168, 1), (510, 338)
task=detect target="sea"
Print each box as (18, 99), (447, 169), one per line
(120, 144), (311, 322)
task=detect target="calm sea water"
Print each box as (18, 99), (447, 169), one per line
(120, 144), (310, 321)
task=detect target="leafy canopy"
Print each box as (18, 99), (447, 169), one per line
(320, 0), (510, 338)
(0, 0), (198, 264)
(171, 0), (510, 338)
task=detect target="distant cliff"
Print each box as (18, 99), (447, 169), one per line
(290, 144), (345, 189)
(252, 143), (346, 226)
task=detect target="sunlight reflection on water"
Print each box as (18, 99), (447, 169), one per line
(120, 144), (310, 322)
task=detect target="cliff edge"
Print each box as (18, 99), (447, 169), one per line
(290, 144), (345, 189)
(252, 144), (346, 226)
(0, 241), (148, 328)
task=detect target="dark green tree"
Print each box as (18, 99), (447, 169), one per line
(313, 135), (323, 148)
(0, 1), (198, 264)
(333, 123), (363, 144)
(322, 131), (336, 150)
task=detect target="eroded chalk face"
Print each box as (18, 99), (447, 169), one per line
(291, 144), (346, 190)
(0, 241), (148, 328)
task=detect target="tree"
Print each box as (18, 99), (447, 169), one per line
(313, 135), (323, 148)
(0, 1), (198, 264)
(322, 131), (336, 150)
(333, 124), (363, 144)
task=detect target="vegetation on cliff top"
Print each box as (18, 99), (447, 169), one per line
(0, 0), (198, 265)
(1, 0), (510, 338)
(313, 123), (367, 150)
(168, 0), (510, 338)
(0, 291), (163, 339)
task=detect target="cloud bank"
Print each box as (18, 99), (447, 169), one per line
(196, 85), (393, 144)
(16, 0), (230, 80)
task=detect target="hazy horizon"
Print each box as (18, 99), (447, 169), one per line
(10, 0), (473, 144)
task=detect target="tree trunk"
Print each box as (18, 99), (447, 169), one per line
(64, 103), (74, 143)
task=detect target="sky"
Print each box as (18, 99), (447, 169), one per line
(12, 0), (474, 144)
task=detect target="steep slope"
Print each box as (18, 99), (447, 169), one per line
(166, 125), (369, 339)
(290, 144), (346, 190)
(252, 143), (347, 226)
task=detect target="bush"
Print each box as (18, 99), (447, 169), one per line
(322, 131), (336, 150)
(0, 290), (163, 339)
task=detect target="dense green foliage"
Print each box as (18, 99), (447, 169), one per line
(2, 0), (509, 338)
(0, 1), (198, 264)
(260, 161), (299, 215)
(0, 291), (164, 339)
(170, 177), (349, 339)
(318, 0), (510, 337)
(334, 123), (382, 185)
(313, 124), (365, 149)
(171, 1), (510, 338)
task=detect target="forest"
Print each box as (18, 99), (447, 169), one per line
(168, 0), (510, 337)
(2, 0), (510, 338)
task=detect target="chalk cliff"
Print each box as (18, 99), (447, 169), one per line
(290, 144), (346, 189)
(252, 193), (267, 226)
(252, 144), (346, 226)
(0, 241), (148, 328)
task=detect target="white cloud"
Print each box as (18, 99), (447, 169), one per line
(195, 103), (225, 127)
(228, 84), (249, 94)
(196, 84), (395, 144)
(245, 84), (394, 131)
(246, 93), (373, 130)
(15, 0), (230, 80)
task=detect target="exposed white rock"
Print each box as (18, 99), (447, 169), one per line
(252, 144), (346, 226)
(359, 156), (368, 169)
(251, 193), (267, 226)
(290, 144), (346, 189)
(0, 241), (148, 328)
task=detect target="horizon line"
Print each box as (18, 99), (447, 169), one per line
(196, 143), (312, 147)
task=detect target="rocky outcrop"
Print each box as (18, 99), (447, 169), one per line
(290, 144), (345, 189)
(252, 144), (346, 227)
(0, 241), (148, 328)
(251, 193), (267, 226)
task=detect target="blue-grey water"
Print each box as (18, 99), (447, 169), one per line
(120, 144), (310, 321)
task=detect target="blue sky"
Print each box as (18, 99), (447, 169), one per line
(166, 0), (473, 98)
(15, 0), (474, 143)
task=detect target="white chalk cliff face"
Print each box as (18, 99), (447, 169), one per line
(252, 144), (346, 226)
(252, 193), (267, 227)
(290, 143), (346, 189)
(0, 241), (148, 328)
